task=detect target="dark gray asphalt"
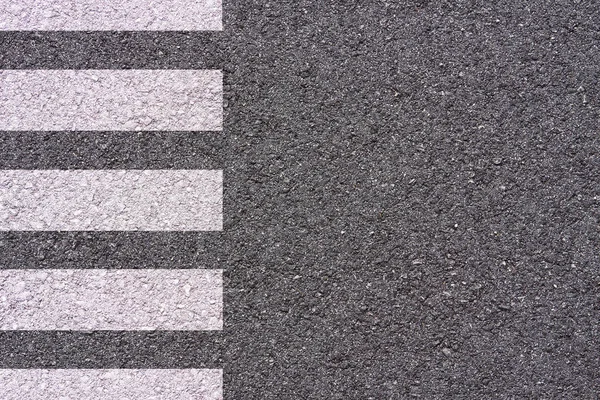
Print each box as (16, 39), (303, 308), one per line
(1, 0), (600, 398)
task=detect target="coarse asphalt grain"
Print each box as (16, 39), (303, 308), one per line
(1, 0), (600, 398)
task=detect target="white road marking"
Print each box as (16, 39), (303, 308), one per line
(0, 70), (222, 131)
(0, 14), (225, 399)
(0, 369), (222, 399)
(0, 170), (222, 231)
(0, 0), (222, 31)
(0, 269), (222, 330)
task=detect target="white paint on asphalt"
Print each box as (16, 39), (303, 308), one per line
(0, 70), (222, 131)
(0, 269), (222, 330)
(0, 369), (222, 399)
(0, 0), (222, 31)
(0, 170), (222, 231)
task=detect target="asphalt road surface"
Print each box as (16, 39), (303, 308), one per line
(1, 0), (599, 398)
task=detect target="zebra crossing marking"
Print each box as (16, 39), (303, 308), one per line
(0, 0), (222, 31)
(0, 3), (225, 398)
(0, 169), (222, 231)
(0, 70), (222, 131)
(0, 369), (222, 399)
(0, 269), (222, 330)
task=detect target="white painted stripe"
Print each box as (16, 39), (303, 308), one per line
(0, 70), (222, 131)
(0, 269), (222, 330)
(0, 369), (222, 399)
(0, 170), (222, 231)
(0, 0), (221, 31)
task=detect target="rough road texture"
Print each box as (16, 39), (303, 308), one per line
(0, 369), (222, 399)
(0, 0), (598, 399)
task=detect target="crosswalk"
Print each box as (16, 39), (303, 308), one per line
(1, 170), (222, 230)
(0, 269), (222, 330)
(0, 1), (224, 398)
(0, 70), (222, 131)
(0, 369), (223, 399)
(0, 0), (222, 31)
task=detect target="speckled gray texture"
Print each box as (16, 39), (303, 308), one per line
(0, 170), (222, 231)
(0, 269), (222, 330)
(1, 1), (599, 398)
(0, 0), (222, 31)
(0, 369), (222, 399)
(0, 131), (224, 170)
(0, 70), (222, 131)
